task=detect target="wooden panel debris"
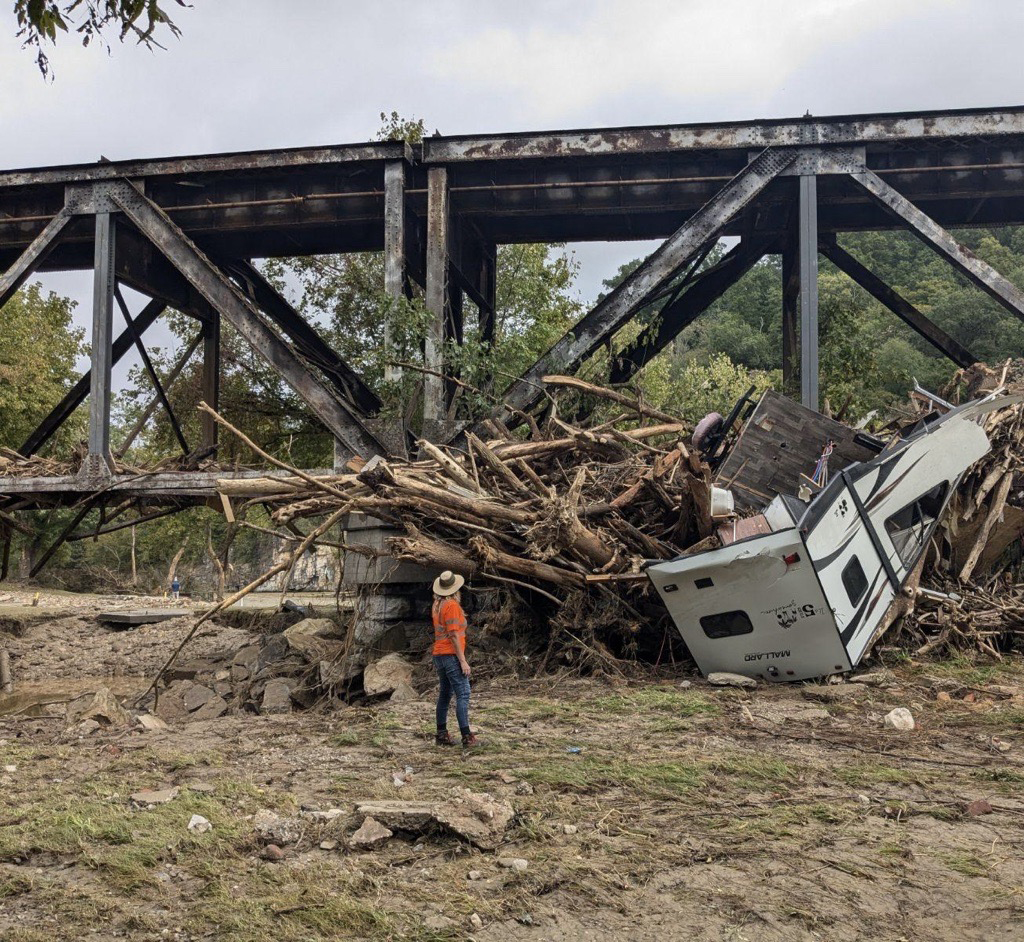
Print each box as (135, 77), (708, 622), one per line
(715, 390), (877, 511)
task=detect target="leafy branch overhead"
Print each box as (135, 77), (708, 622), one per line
(14, 0), (187, 76)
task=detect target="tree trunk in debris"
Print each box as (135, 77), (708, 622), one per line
(206, 526), (226, 601)
(0, 649), (12, 693)
(167, 546), (185, 590)
(130, 525), (137, 586)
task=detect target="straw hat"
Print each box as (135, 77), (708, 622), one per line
(432, 570), (465, 597)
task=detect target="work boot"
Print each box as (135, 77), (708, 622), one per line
(461, 732), (479, 748)
(435, 730), (455, 747)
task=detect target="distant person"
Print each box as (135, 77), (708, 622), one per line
(171, 577), (180, 600)
(431, 571), (477, 748)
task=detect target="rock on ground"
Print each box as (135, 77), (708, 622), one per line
(707, 672), (757, 689)
(884, 707), (916, 731)
(261, 679), (294, 715)
(802, 684), (867, 703)
(349, 815), (393, 848)
(65, 687), (130, 728)
(355, 788), (514, 850)
(363, 653), (414, 697)
(135, 713), (169, 732)
(252, 809), (303, 845)
(131, 787), (179, 806)
(283, 618), (339, 657)
(389, 682), (418, 702)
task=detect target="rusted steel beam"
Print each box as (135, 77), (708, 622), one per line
(65, 503), (187, 541)
(116, 328), (202, 458)
(21, 297), (166, 457)
(488, 147), (796, 423)
(609, 237), (774, 383)
(201, 312), (220, 449)
(224, 260), (382, 415)
(422, 107), (1024, 162)
(0, 206), (73, 308)
(0, 469), (332, 498)
(114, 285), (190, 456)
(424, 166), (450, 435)
(849, 168), (1024, 323)
(820, 238), (977, 368)
(781, 239), (800, 396)
(30, 500), (97, 577)
(107, 182), (384, 459)
(0, 141), (409, 188)
(799, 175), (819, 412)
(383, 159), (406, 384)
(82, 212), (117, 479)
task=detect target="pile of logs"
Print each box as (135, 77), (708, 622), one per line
(898, 360), (1024, 658)
(0, 444), (231, 478)
(209, 382), (714, 659)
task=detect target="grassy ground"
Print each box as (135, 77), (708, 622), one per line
(2, 661), (1024, 941)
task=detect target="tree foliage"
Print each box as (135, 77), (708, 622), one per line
(14, 0), (186, 76)
(0, 282), (84, 451)
(604, 227), (1024, 423)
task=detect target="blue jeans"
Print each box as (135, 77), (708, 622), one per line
(433, 654), (471, 732)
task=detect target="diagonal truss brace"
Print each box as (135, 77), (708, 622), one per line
(0, 206), (74, 310)
(224, 259), (382, 416)
(114, 285), (191, 455)
(609, 236), (776, 383)
(849, 168), (1024, 322)
(20, 298), (167, 456)
(106, 182), (384, 459)
(488, 147), (797, 423)
(820, 237), (977, 368)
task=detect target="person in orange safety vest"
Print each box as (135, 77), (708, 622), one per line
(431, 570), (477, 747)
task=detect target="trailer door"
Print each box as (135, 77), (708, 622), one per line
(648, 529), (850, 682)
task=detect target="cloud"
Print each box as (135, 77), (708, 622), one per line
(431, 0), (954, 124)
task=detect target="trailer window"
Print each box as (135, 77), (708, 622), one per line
(884, 482), (949, 568)
(842, 556), (868, 606)
(700, 610), (754, 639)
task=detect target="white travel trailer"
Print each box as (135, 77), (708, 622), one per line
(647, 394), (1018, 682)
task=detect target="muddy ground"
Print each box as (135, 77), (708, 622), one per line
(1, 591), (1023, 941)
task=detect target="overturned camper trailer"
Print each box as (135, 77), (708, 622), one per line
(647, 394), (1018, 682)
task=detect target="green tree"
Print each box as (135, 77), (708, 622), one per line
(14, 0), (186, 76)
(0, 282), (84, 451)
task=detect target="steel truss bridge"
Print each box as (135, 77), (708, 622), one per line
(3, 105), (1024, 570)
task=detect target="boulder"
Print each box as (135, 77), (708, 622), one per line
(389, 682), (419, 702)
(349, 815), (393, 848)
(355, 788), (514, 850)
(364, 653), (414, 697)
(707, 672), (757, 689)
(65, 687), (130, 729)
(191, 694), (228, 721)
(261, 679), (294, 715)
(231, 644), (260, 682)
(135, 713), (169, 732)
(154, 680), (197, 724)
(253, 809), (302, 845)
(883, 707), (915, 731)
(184, 684), (216, 713)
(283, 618), (339, 656)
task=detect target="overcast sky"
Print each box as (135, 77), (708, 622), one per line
(3, 0), (1024, 382)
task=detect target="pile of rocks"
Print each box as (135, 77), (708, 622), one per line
(145, 615), (421, 721)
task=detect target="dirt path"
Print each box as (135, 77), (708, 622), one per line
(1, 612), (1023, 940)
